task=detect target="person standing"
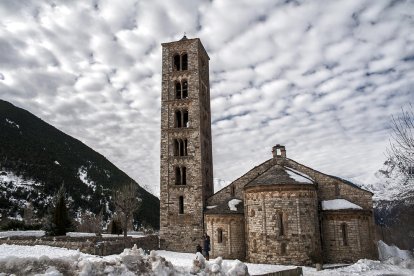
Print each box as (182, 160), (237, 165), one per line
(203, 233), (210, 260)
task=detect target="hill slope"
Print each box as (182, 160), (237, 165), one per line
(0, 99), (159, 229)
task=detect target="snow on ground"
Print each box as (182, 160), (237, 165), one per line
(78, 167), (96, 191)
(0, 241), (412, 275)
(0, 230), (45, 238)
(0, 170), (39, 191)
(321, 199), (363, 210)
(66, 231), (146, 238)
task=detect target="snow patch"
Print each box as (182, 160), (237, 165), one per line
(0, 230), (45, 238)
(5, 118), (19, 128)
(322, 199), (363, 210)
(54, 161), (60, 165)
(0, 170), (38, 191)
(228, 199), (242, 211)
(78, 167), (96, 191)
(206, 205), (217, 209)
(378, 240), (413, 261)
(286, 168), (313, 183)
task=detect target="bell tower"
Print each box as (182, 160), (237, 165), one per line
(159, 36), (213, 251)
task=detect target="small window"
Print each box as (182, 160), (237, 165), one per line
(175, 166), (187, 185)
(217, 228), (223, 243)
(174, 55), (180, 71)
(173, 139), (188, 157)
(278, 213), (284, 236)
(175, 109), (189, 128)
(182, 80), (188, 98)
(335, 183), (340, 198)
(341, 223), (348, 246)
(182, 54), (188, 70)
(281, 243), (287, 255)
(408, 166), (414, 178)
(179, 196), (184, 214)
(230, 185), (235, 197)
(175, 82), (182, 99)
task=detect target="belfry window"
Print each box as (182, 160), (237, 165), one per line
(217, 228), (223, 243)
(175, 166), (187, 185)
(173, 139), (188, 156)
(175, 109), (189, 128)
(175, 80), (188, 99)
(179, 196), (184, 214)
(173, 53), (188, 71)
(341, 223), (348, 246)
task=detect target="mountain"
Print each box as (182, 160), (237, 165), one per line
(361, 160), (414, 250)
(0, 99), (159, 229)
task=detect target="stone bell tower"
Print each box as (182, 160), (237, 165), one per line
(159, 36), (213, 251)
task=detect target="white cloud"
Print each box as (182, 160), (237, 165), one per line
(0, 0), (413, 197)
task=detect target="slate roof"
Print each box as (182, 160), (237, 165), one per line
(205, 198), (244, 215)
(245, 164), (314, 187)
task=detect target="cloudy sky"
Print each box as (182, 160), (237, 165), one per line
(0, 0), (413, 196)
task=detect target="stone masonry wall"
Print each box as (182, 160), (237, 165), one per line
(245, 186), (321, 265)
(159, 38), (213, 252)
(322, 211), (378, 263)
(205, 214), (245, 260)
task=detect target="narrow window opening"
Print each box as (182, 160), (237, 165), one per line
(335, 183), (340, 198)
(230, 185), (235, 197)
(179, 196), (184, 214)
(183, 139), (188, 156)
(175, 167), (181, 185)
(174, 139), (180, 156)
(182, 80), (188, 98)
(174, 55), (180, 71)
(217, 228), (223, 243)
(281, 243), (287, 255)
(278, 213), (284, 236)
(341, 223), (348, 246)
(183, 110), (189, 127)
(182, 54), (188, 70)
(182, 167), (187, 185)
(175, 82), (182, 99)
(179, 139), (184, 156)
(175, 111), (182, 128)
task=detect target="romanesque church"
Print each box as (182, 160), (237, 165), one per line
(159, 36), (378, 265)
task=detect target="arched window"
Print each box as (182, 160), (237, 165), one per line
(173, 139), (188, 156)
(175, 166), (187, 185)
(182, 54), (188, 70)
(175, 109), (189, 128)
(179, 196), (184, 214)
(341, 223), (348, 246)
(182, 80), (188, 98)
(217, 228), (223, 243)
(175, 80), (188, 99)
(335, 183), (340, 198)
(175, 82), (182, 99)
(173, 53), (188, 71)
(174, 54), (180, 71)
(278, 213), (285, 236)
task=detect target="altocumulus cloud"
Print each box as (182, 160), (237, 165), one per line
(0, 0), (413, 196)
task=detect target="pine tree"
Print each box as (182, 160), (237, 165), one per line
(44, 184), (74, 236)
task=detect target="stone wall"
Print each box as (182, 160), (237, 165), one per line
(0, 235), (159, 256)
(205, 214), (245, 260)
(245, 186), (321, 265)
(321, 211), (378, 263)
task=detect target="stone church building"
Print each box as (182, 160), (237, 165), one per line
(159, 36), (378, 265)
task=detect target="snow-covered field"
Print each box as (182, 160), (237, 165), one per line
(0, 242), (412, 275)
(0, 231), (146, 239)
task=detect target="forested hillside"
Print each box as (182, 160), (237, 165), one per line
(0, 100), (159, 229)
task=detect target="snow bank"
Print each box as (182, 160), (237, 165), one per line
(0, 230), (45, 238)
(228, 199), (242, 211)
(378, 240), (413, 261)
(321, 199), (363, 210)
(0, 244), (250, 275)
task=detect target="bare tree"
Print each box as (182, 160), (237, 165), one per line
(387, 103), (414, 173)
(113, 182), (141, 239)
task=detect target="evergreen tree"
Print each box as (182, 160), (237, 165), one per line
(44, 184), (74, 236)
